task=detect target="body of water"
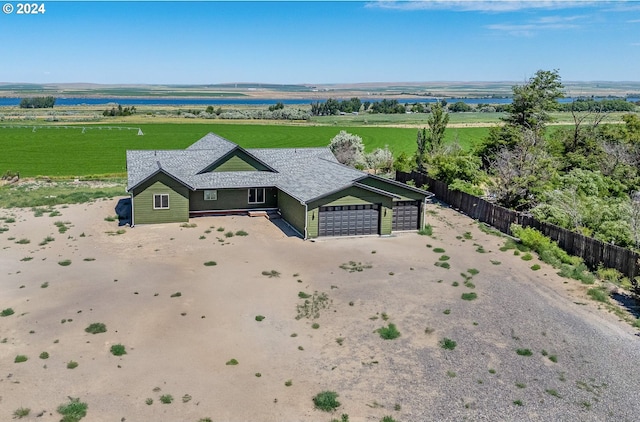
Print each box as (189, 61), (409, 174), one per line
(0, 97), (637, 107)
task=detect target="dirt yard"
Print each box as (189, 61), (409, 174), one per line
(1, 199), (639, 422)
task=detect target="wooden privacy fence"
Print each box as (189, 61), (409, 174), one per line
(396, 170), (640, 281)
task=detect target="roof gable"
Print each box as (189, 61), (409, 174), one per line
(198, 147), (276, 174)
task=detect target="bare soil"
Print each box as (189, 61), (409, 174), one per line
(1, 199), (638, 421)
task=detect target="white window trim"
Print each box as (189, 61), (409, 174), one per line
(248, 188), (266, 204)
(153, 193), (170, 209)
(204, 190), (218, 201)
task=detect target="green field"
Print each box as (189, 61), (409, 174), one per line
(1, 123), (490, 177)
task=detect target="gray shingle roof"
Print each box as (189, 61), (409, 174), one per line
(126, 133), (406, 204)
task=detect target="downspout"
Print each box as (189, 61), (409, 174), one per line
(421, 197), (427, 229)
(130, 191), (135, 228)
(303, 202), (308, 240)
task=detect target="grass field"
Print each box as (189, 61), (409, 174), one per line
(0, 123), (491, 177)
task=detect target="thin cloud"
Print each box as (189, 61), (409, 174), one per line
(368, 0), (600, 12)
(486, 14), (585, 36)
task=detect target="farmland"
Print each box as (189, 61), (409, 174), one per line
(0, 123), (490, 177)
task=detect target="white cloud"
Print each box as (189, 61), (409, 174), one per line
(367, 0), (600, 12)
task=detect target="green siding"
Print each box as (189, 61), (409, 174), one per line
(132, 174), (189, 224)
(205, 150), (271, 172)
(306, 186), (394, 238)
(189, 188), (277, 211)
(358, 176), (428, 201)
(277, 190), (306, 236)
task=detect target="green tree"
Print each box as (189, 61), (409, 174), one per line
(504, 69), (564, 134)
(426, 102), (449, 150)
(329, 131), (365, 168)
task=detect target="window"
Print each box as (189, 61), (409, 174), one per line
(153, 194), (169, 209)
(204, 190), (218, 201)
(248, 188), (265, 204)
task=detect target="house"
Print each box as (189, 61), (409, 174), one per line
(126, 133), (431, 238)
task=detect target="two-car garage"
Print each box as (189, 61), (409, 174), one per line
(316, 200), (421, 237)
(318, 204), (380, 237)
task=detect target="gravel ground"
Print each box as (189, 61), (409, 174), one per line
(0, 199), (638, 422)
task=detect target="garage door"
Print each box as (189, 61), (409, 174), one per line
(392, 201), (421, 231)
(318, 204), (380, 237)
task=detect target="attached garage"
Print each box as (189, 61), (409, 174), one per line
(392, 200), (421, 231)
(318, 204), (380, 237)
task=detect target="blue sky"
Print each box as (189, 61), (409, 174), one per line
(1, 1), (639, 84)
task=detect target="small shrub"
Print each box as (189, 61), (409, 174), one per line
(461, 292), (478, 301)
(235, 230), (248, 236)
(57, 397), (87, 421)
(58, 259), (72, 266)
(545, 389), (561, 398)
(170, 292), (182, 298)
(418, 224), (433, 236)
(531, 264), (541, 271)
(226, 358), (239, 365)
(85, 322), (107, 334)
(433, 247), (446, 253)
(313, 391), (340, 412)
(21, 256), (33, 261)
(377, 323), (400, 340)
(285, 379), (293, 387)
(104, 215), (117, 222)
(464, 280), (475, 289)
(312, 323), (320, 329)
(15, 238), (30, 244)
(182, 394), (192, 403)
(440, 338), (457, 350)
(475, 245), (486, 253)
(587, 287), (609, 303)
(467, 268), (479, 275)
(217, 227), (225, 232)
(446, 370), (457, 378)
(180, 223), (197, 228)
(110, 344), (127, 356)
(452, 281), (459, 287)
(67, 360), (79, 369)
(298, 291), (311, 299)
(224, 231), (234, 238)
(443, 309), (451, 315)
(516, 348), (533, 356)
(339, 261), (372, 272)
(255, 315), (265, 321)
(160, 394), (173, 404)
(491, 260), (501, 265)
(521, 253), (533, 261)
(438, 255), (450, 261)
(515, 382), (526, 389)
(39, 351), (50, 359)
(83, 257), (95, 261)
(13, 407), (30, 418)
(203, 261), (217, 266)
(548, 355), (558, 363)
(262, 270), (281, 278)
(1, 307), (15, 317)
(434, 262), (450, 269)
(145, 398), (153, 405)
(15, 354), (28, 363)
(513, 400), (523, 406)
(41, 281), (49, 288)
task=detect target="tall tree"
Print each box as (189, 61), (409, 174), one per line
(504, 69), (564, 136)
(426, 102), (449, 151)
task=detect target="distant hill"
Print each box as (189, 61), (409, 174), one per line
(1, 81), (639, 99)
